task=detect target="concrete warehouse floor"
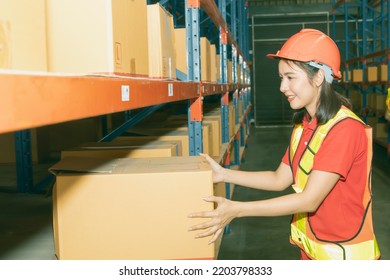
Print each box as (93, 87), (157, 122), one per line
(0, 125), (389, 260)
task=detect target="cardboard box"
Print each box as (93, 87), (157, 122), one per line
(166, 115), (221, 157)
(342, 70), (351, 82)
(352, 69), (363, 82)
(200, 37), (211, 82)
(61, 141), (180, 159)
(147, 4), (176, 79)
(228, 59), (233, 83)
(0, 0), (47, 70)
(367, 66), (378, 82)
(379, 65), (388, 82)
(46, 0), (148, 76)
(126, 125), (211, 155)
(210, 44), (217, 83)
(174, 28), (187, 77)
(115, 131), (190, 156)
(216, 54), (221, 82)
(50, 156), (215, 260)
(375, 123), (389, 138)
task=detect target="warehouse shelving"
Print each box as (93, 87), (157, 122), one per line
(0, 0), (251, 194)
(332, 0), (390, 154)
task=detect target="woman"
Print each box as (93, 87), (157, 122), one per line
(188, 29), (381, 260)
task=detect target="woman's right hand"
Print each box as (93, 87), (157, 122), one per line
(199, 153), (226, 183)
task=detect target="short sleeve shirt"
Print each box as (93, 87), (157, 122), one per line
(282, 114), (369, 241)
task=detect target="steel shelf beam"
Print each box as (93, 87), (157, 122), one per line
(0, 71), (248, 134)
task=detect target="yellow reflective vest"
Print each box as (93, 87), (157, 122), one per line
(289, 106), (381, 260)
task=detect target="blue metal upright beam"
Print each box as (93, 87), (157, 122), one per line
(186, 0), (203, 155)
(14, 130), (33, 193)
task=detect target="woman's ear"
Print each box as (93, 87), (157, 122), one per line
(314, 69), (325, 87)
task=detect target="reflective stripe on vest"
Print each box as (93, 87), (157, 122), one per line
(289, 106), (381, 260)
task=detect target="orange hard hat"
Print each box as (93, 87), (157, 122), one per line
(267, 29), (341, 80)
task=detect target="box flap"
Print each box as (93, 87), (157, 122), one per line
(49, 157), (120, 175)
(49, 156), (210, 175)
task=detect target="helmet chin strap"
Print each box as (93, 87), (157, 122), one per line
(307, 61), (334, 84)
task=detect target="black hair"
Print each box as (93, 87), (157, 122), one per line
(288, 61), (352, 125)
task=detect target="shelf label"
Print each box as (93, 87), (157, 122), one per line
(168, 83), (173, 97)
(121, 85), (130, 101)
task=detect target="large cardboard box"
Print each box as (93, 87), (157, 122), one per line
(126, 125), (212, 155)
(375, 123), (389, 138)
(147, 4), (176, 79)
(0, 0), (47, 70)
(116, 130), (190, 155)
(165, 114), (221, 157)
(367, 66), (378, 82)
(379, 65), (388, 82)
(174, 27), (186, 78)
(352, 69), (363, 82)
(46, 0), (148, 76)
(50, 156), (216, 260)
(210, 44), (217, 83)
(200, 37), (211, 82)
(61, 141), (180, 159)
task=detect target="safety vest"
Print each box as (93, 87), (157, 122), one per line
(289, 106), (381, 260)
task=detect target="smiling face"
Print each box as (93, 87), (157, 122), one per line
(278, 59), (322, 118)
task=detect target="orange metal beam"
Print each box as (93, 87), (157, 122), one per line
(0, 73), (200, 134)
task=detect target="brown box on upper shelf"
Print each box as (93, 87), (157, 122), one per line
(60, 141), (180, 159)
(379, 65), (388, 82)
(352, 69), (363, 82)
(174, 27), (186, 77)
(375, 123), (389, 138)
(0, 0), (47, 71)
(147, 3), (176, 79)
(46, 0), (148, 76)
(367, 66), (378, 82)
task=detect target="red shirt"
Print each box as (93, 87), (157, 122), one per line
(282, 114), (369, 241)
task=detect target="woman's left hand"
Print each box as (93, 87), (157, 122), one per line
(188, 196), (238, 244)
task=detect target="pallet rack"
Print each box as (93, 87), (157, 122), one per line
(332, 0), (390, 153)
(0, 0), (251, 193)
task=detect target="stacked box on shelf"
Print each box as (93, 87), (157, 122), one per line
(50, 156), (218, 260)
(228, 60), (233, 83)
(0, 0), (50, 163)
(375, 123), (389, 138)
(174, 27), (187, 79)
(348, 90), (362, 112)
(342, 70), (351, 82)
(147, 3), (176, 79)
(352, 69), (363, 82)
(46, 0), (148, 76)
(367, 66), (378, 82)
(210, 44), (218, 83)
(200, 37), (211, 82)
(125, 125), (212, 156)
(0, 0), (47, 71)
(379, 64), (388, 82)
(166, 115), (222, 157)
(374, 94), (387, 117)
(60, 141), (181, 159)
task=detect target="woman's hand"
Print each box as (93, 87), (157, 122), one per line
(199, 153), (226, 183)
(188, 196), (238, 244)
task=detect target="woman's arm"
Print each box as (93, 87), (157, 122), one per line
(189, 170), (340, 244)
(201, 153), (294, 191)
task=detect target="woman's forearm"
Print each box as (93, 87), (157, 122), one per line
(222, 162), (293, 191)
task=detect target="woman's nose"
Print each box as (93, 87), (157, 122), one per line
(280, 79), (288, 93)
